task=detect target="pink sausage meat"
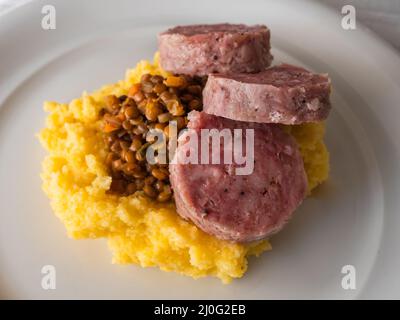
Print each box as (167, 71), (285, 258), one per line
(158, 24), (273, 76)
(203, 64), (332, 124)
(169, 111), (308, 242)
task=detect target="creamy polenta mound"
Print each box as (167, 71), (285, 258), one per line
(38, 53), (329, 283)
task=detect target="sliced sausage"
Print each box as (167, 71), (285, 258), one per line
(203, 64), (332, 124)
(170, 111), (308, 242)
(158, 23), (273, 76)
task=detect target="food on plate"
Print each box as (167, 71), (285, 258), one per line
(170, 111), (308, 242)
(158, 23), (273, 76)
(38, 22), (331, 283)
(203, 64), (332, 124)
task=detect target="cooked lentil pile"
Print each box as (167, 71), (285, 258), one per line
(101, 73), (206, 201)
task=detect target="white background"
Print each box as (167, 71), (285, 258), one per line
(1, 0), (400, 50)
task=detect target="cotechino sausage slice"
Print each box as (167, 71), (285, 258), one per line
(169, 111), (307, 242)
(203, 64), (332, 124)
(158, 24), (273, 76)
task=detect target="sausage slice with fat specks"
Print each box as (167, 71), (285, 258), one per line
(203, 64), (332, 124)
(158, 23), (273, 76)
(169, 111), (308, 242)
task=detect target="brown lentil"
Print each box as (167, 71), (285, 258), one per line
(142, 81), (154, 94)
(124, 105), (140, 119)
(154, 123), (167, 131)
(187, 85), (202, 95)
(143, 184), (157, 198)
(157, 185), (172, 202)
(119, 142), (129, 153)
(126, 183), (137, 194)
(128, 83), (141, 97)
(180, 93), (194, 103)
(145, 176), (156, 185)
(132, 91), (145, 103)
(104, 95), (120, 111)
(157, 191), (172, 202)
(153, 83), (167, 94)
(154, 180), (165, 192)
(102, 73), (205, 200)
(136, 142), (150, 162)
(124, 162), (137, 174)
(145, 100), (163, 121)
(130, 116), (144, 126)
(151, 168), (169, 181)
(166, 100), (185, 116)
(130, 136), (142, 151)
(123, 150), (135, 163)
(189, 99), (202, 110)
(150, 75), (164, 84)
(157, 112), (172, 123)
(112, 159), (123, 171)
(141, 74), (152, 83)
(118, 95), (128, 103)
(135, 178), (145, 190)
(122, 120), (133, 131)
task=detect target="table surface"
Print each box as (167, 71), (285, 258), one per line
(1, 0), (399, 51)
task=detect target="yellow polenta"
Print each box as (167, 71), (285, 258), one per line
(38, 53), (329, 283)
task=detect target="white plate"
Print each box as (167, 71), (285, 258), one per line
(1, 0), (400, 299)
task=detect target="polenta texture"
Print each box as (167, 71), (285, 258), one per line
(38, 53), (329, 283)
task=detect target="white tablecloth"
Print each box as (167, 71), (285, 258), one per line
(1, 0), (400, 51)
